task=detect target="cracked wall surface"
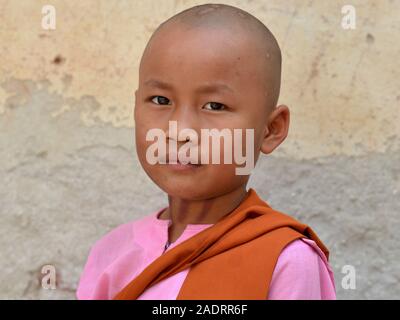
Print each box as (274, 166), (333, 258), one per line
(1, 0), (399, 299)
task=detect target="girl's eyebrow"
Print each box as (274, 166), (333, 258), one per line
(144, 78), (234, 94)
(144, 79), (173, 91)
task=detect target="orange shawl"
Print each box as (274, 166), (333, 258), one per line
(113, 188), (329, 300)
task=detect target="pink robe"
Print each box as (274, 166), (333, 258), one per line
(76, 208), (336, 300)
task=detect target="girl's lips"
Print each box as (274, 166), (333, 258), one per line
(166, 159), (202, 171)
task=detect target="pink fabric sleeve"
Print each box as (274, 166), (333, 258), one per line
(267, 238), (336, 300)
(76, 244), (104, 300)
(76, 221), (142, 300)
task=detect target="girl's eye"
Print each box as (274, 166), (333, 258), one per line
(203, 102), (226, 111)
(151, 96), (171, 105)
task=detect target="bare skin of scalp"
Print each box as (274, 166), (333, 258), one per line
(144, 3), (282, 111)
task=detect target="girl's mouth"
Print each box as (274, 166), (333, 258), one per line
(166, 157), (202, 171)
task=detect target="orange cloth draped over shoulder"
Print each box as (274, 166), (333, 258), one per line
(113, 188), (330, 300)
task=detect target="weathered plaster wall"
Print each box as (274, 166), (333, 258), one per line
(0, 0), (399, 299)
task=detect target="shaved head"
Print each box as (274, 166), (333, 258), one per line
(134, 3), (290, 201)
(141, 3), (282, 111)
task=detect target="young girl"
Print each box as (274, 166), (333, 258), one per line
(76, 3), (336, 300)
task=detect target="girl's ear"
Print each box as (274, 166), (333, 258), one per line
(260, 104), (290, 155)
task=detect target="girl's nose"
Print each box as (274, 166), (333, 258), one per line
(165, 104), (200, 142)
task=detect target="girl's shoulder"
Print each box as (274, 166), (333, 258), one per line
(279, 237), (331, 267)
(77, 209), (164, 299)
(89, 208), (163, 256)
(268, 238), (337, 299)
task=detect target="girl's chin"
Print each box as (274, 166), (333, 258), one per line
(157, 182), (213, 200)
(157, 180), (238, 199)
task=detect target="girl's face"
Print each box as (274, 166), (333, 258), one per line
(134, 25), (271, 200)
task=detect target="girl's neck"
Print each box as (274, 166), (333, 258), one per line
(160, 185), (248, 226)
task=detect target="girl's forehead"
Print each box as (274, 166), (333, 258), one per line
(141, 30), (266, 83)
(139, 14), (281, 107)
